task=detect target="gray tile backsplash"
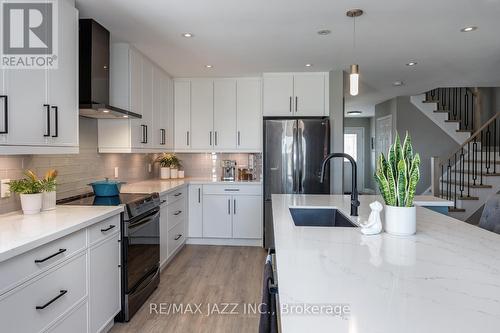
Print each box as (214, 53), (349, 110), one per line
(0, 117), (261, 214)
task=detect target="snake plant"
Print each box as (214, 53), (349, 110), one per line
(375, 131), (420, 207)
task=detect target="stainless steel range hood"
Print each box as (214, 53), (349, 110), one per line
(78, 19), (141, 119)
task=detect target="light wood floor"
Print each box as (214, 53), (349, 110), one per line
(111, 245), (266, 333)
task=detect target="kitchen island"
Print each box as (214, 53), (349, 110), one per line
(272, 194), (500, 333)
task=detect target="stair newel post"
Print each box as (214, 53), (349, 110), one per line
(431, 157), (440, 196)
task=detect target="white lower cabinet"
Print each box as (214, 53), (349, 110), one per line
(0, 213), (122, 333)
(202, 195), (233, 238)
(195, 184), (263, 242)
(89, 232), (121, 333)
(159, 187), (187, 269)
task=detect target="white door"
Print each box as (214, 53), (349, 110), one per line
(263, 74), (294, 116)
(152, 67), (164, 149)
(188, 185), (203, 238)
(293, 73), (325, 116)
(129, 49), (144, 148)
(202, 195), (232, 238)
(344, 127), (365, 192)
(89, 233), (121, 333)
(47, 2), (78, 147)
(213, 79), (236, 150)
(376, 115), (393, 163)
(174, 81), (191, 150)
(232, 195), (262, 239)
(164, 75), (174, 150)
(191, 79), (214, 150)
(141, 58), (153, 148)
(159, 199), (169, 265)
(237, 78), (262, 150)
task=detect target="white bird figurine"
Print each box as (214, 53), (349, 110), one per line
(360, 201), (383, 235)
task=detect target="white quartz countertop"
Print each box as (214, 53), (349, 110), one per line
(0, 205), (123, 262)
(121, 177), (262, 195)
(272, 194), (500, 333)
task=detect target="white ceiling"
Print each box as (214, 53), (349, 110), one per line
(76, 0), (500, 118)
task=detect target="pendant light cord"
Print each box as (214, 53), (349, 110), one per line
(353, 16), (357, 63)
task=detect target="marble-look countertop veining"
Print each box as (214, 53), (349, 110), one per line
(0, 205), (123, 262)
(120, 177), (262, 195)
(272, 194), (500, 333)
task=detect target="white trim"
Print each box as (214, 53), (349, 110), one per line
(344, 127), (365, 191)
(187, 238), (262, 247)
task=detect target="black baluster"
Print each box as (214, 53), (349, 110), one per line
(495, 118), (497, 174)
(454, 153), (457, 207)
(441, 164), (444, 198)
(480, 131), (484, 185)
(459, 148), (465, 198)
(472, 138), (477, 185)
(486, 125), (491, 174)
(464, 93), (469, 130)
(447, 160), (452, 202)
(467, 141), (471, 197)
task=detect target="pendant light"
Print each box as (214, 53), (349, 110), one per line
(347, 9), (363, 96)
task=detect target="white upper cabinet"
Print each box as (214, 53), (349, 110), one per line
(99, 44), (173, 153)
(190, 79), (214, 150)
(293, 73), (327, 116)
(237, 78), (262, 151)
(263, 72), (328, 117)
(174, 81), (191, 150)
(173, 77), (262, 152)
(0, 1), (78, 154)
(213, 79), (237, 150)
(263, 74), (294, 116)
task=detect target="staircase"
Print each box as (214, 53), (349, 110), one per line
(410, 87), (477, 144)
(433, 112), (500, 220)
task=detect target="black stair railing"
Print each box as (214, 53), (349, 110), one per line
(438, 113), (499, 209)
(425, 87), (476, 132)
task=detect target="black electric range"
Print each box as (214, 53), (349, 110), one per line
(58, 192), (161, 322)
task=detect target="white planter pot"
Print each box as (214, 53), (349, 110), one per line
(42, 191), (56, 211)
(170, 168), (178, 179)
(178, 170), (185, 179)
(160, 167), (171, 179)
(384, 205), (416, 236)
(20, 193), (43, 215)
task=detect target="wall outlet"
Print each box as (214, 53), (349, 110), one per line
(114, 167), (119, 179)
(1, 179), (11, 198)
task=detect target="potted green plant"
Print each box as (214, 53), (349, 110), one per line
(156, 153), (182, 179)
(9, 170), (43, 215)
(40, 169), (58, 211)
(169, 154), (181, 179)
(374, 132), (421, 236)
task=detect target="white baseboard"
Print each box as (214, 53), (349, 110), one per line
(187, 238), (262, 247)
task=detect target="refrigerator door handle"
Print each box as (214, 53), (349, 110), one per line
(298, 126), (303, 193)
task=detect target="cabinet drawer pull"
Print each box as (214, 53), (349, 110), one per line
(228, 199), (231, 215)
(174, 234), (182, 240)
(145, 125), (148, 143)
(233, 199), (236, 214)
(210, 131), (212, 145)
(0, 95), (8, 134)
(215, 131), (218, 146)
(198, 188), (201, 203)
(101, 225), (116, 232)
(173, 210), (182, 216)
(51, 105), (58, 137)
(186, 131), (190, 146)
(237, 131), (241, 146)
(295, 96), (298, 112)
(174, 192), (182, 197)
(36, 290), (67, 310)
(34, 248), (67, 263)
(43, 104), (51, 137)
(289, 96), (292, 112)
(160, 129), (166, 145)
(224, 188), (240, 192)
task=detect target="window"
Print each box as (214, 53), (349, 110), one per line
(344, 133), (357, 162)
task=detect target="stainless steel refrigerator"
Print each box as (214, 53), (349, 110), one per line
(263, 118), (330, 248)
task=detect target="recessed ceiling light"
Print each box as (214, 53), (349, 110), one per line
(406, 61), (417, 66)
(393, 81), (404, 86)
(460, 26), (477, 32)
(205, 64), (213, 68)
(182, 32), (194, 38)
(305, 63), (313, 67)
(122, 115), (128, 118)
(317, 29), (331, 36)
(347, 111), (362, 115)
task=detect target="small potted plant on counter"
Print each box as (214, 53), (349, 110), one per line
(156, 153), (172, 179)
(9, 170), (43, 215)
(169, 154), (182, 179)
(375, 131), (420, 236)
(40, 169), (58, 211)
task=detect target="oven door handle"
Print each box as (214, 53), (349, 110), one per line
(129, 267), (160, 295)
(128, 210), (160, 230)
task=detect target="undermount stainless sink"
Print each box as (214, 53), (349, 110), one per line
(289, 208), (357, 227)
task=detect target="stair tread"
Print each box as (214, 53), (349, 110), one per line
(451, 170), (500, 176)
(444, 119), (460, 123)
(439, 193), (479, 200)
(442, 181), (492, 188)
(423, 100), (439, 103)
(456, 129), (472, 133)
(464, 160), (500, 164)
(433, 110), (450, 113)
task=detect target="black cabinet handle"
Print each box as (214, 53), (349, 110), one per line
(160, 129), (166, 145)
(215, 131), (218, 146)
(174, 234), (182, 240)
(160, 200), (167, 205)
(224, 188), (240, 192)
(36, 290), (67, 310)
(233, 199), (236, 215)
(237, 131), (241, 146)
(228, 199), (231, 215)
(145, 125), (148, 143)
(34, 248), (67, 263)
(51, 106), (58, 137)
(43, 104), (51, 137)
(0, 95), (7, 134)
(173, 210), (182, 216)
(140, 125), (146, 143)
(174, 192), (182, 197)
(198, 188), (201, 203)
(186, 131), (190, 146)
(295, 96), (298, 112)
(100, 225), (116, 232)
(289, 96), (292, 112)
